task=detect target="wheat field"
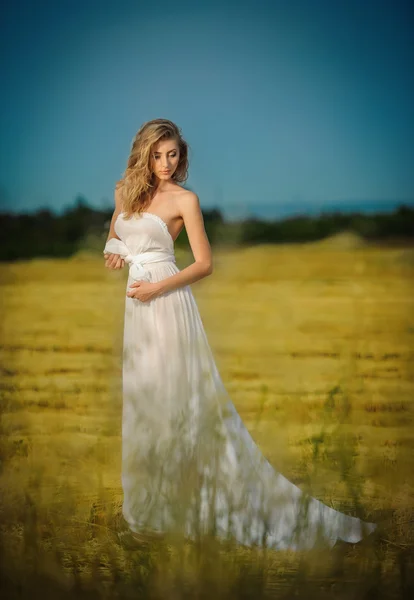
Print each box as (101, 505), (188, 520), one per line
(0, 237), (413, 598)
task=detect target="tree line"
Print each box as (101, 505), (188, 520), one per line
(0, 196), (413, 261)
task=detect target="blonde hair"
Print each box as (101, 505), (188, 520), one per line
(116, 118), (189, 218)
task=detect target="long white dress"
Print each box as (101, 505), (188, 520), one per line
(104, 211), (376, 550)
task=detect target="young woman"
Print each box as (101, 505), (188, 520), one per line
(103, 118), (376, 549)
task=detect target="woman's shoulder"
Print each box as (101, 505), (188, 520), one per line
(179, 188), (199, 204)
(169, 183), (199, 207)
(176, 188), (201, 221)
(173, 183), (198, 200)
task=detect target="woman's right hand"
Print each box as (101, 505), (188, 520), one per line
(104, 253), (125, 270)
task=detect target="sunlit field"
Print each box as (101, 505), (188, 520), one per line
(1, 234), (413, 598)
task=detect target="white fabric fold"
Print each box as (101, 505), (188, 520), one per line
(103, 237), (175, 282)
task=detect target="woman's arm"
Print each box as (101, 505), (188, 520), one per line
(106, 182), (124, 242)
(155, 192), (213, 295)
(104, 183), (125, 270)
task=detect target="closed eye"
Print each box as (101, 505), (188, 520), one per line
(153, 153), (177, 158)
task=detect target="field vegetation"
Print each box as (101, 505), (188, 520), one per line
(0, 233), (413, 598)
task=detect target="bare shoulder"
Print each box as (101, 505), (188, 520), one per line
(177, 188), (201, 217)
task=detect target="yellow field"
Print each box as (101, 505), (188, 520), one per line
(0, 238), (413, 598)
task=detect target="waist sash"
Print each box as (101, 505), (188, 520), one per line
(103, 238), (175, 281)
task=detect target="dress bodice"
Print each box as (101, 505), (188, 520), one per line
(114, 212), (174, 255)
(104, 212), (176, 282)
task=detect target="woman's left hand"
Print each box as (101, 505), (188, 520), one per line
(127, 281), (161, 302)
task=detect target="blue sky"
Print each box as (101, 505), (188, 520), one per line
(0, 0), (413, 219)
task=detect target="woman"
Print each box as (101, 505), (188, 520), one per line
(103, 118), (376, 549)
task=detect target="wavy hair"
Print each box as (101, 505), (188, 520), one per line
(116, 118), (189, 218)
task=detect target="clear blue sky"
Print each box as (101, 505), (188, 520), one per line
(0, 0), (413, 219)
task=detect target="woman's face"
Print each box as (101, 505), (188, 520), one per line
(151, 138), (180, 180)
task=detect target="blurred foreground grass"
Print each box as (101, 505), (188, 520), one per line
(0, 238), (414, 598)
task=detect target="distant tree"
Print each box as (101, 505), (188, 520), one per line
(1, 199), (413, 261)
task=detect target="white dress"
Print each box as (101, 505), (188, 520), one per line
(104, 211), (376, 550)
